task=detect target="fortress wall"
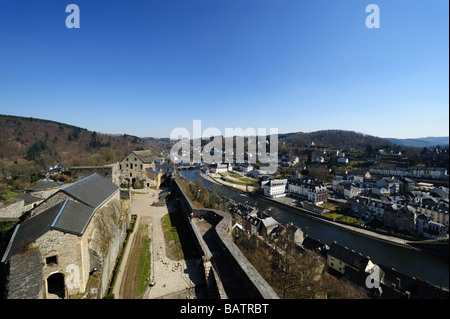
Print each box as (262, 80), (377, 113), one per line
(171, 177), (279, 299)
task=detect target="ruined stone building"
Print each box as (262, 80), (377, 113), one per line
(1, 173), (130, 299)
(117, 150), (171, 189)
(70, 163), (120, 186)
(118, 150), (155, 188)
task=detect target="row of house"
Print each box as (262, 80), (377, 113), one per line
(349, 195), (448, 238)
(228, 202), (327, 252)
(370, 166), (448, 180)
(262, 177), (329, 204)
(333, 175), (416, 197)
(327, 241), (448, 299)
(228, 202), (448, 299)
(332, 170), (449, 238)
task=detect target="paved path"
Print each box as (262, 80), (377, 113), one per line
(145, 192), (204, 299)
(113, 189), (204, 299)
(112, 189), (153, 298)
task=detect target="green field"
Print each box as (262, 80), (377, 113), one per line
(323, 212), (362, 225)
(161, 212), (199, 260)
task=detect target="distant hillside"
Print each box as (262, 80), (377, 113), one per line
(0, 114), (162, 168)
(278, 130), (395, 150)
(386, 137), (449, 148)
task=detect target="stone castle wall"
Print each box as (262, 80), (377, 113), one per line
(171, 177), (279, 299)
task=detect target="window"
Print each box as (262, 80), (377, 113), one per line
(46, 255), (58, 265)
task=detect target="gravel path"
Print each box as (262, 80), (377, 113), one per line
(143, 190), (204, 299)
(113, 189), (204, 299)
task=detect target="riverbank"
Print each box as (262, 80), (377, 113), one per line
(194, 169), (417, 248)
(193, 169), (443, 252)
(180, 169), (449, 288)
(256, 195), (417, 249)
(195, 169), (258, 194)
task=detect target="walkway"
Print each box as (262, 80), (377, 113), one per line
(112, 189), (153, 298)
(113, 189), (204, 299)
(145, 192), (204, 299)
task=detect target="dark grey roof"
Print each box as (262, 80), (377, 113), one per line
(13, 193), (44, 206)
(25, 179), (65, 192)
(1, 199), (98, 262)
(132, 150), (155, 163)
(328, 242), (370, 271)
(2, 201), (65, 262)
(378, 264), (449, 299)
(51, 199), (96, 235)
(2, 173), (119, 262)
(61, 173), (119, 208)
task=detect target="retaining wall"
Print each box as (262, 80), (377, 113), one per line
(171, 177), (279, 299)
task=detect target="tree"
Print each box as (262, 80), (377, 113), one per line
(309, 167), (331, 182)
(26, 141), (48, 161)
(366, 145), (375, 156)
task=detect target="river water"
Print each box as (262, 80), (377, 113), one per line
(180, 169), (449, 289)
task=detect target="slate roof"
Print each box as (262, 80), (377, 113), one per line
(378, 264), (449, 299)
(302, 236), (328, 255)
(13, 193), (44, 206)
(50, 199), (98, 235)
(61, 173), (119, 209)
(328, 242), (370, 272)
(25, 179), (65, 192)
(132, 150), (155, 163)
(1, 174), (119, 262)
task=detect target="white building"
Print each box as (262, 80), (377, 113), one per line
(288, 178), (328, 204)
(337, 157), (349, 164)
(239, 162), (254, 173)
(315, 156), (324, 163)
(209, 163), (231, 174)
(262, 179), (287, 198)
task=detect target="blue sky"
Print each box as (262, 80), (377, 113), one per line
(0, 0), (448, 138)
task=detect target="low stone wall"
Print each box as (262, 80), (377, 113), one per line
(120, 189), (131, 200)
(171, 178), (279, 299)
(71, 163), (120, 186)
(0, 200), (24, 219)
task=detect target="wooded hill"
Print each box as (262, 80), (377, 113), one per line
(278, 130), (396, 152)
(0, 114), (163, 169)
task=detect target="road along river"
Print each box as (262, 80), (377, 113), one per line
(180, 169), (449, 289)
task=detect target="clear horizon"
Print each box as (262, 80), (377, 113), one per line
(0, 0), (448, 139)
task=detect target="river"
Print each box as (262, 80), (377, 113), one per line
(180, 169), (449, 289)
